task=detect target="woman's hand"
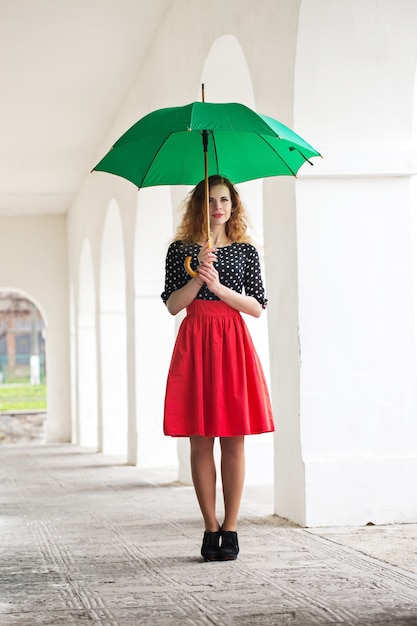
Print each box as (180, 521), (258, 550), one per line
(197, 241), (221, 293)
(196, 240), (263, 317)
(197, 259), (221, 295)
(197, 241), (217, 267)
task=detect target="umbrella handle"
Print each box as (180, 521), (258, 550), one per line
(184, 256), (198, 278)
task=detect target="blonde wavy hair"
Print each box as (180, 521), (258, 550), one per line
(174, 175), (252, 244)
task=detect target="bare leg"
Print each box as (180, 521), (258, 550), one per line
(220, 436), (245, 531)
(190, 436), (219, 531)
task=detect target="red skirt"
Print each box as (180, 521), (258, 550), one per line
(163, 300), (274, 437)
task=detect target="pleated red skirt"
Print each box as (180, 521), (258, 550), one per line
(163, 300), (274, 437)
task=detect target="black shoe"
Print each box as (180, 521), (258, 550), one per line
(219, 530), (239, 561)
(201, 530), (220, 561)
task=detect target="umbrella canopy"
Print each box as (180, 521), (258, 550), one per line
(92, 99), (321, 277)
(92, 101), (321, 188)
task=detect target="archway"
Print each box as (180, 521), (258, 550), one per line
(99, 200), (128, 457)
(197, 34), (274, 487)
(77, 239), (98, 448)
(0, 290), (47, 443)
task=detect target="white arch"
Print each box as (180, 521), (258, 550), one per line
(0, 288), (47, 397)
(99, 200), (128, 456)
(199, 34), (274, 487)
(0, 286), (48, 327)
(200, 34), (255, 107)
(77, 238), (98, 448)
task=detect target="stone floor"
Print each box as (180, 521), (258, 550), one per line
(1, 444), (417, 625)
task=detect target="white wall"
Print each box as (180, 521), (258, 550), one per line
(292, 0), (417, 525)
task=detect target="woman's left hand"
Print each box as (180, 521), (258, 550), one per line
(197, 259), (221, 295)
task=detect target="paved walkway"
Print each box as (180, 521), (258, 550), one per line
(1, 444), (417, 625)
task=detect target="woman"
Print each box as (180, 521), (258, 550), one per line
(161, 175), (274, 562)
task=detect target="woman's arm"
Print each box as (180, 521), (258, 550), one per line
(216, 284), (263, 317)
(166, 277), (203, 316)
(197, 262), (263, 318)
(165, 242), (217, 316)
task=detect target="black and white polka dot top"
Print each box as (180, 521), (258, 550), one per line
(161, 241), (268, 308)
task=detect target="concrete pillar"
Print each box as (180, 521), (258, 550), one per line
(267, 0), (417, 527)
(134, 187), (177, 469)
(264, 177), (306, 524)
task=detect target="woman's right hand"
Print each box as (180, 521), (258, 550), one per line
(198, 241), (217, 267)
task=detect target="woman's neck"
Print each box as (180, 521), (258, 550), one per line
(209, 227), (230, 247)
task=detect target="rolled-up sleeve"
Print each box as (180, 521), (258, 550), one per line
(161, 242), (188, 304)
(244, 245), (268, 308)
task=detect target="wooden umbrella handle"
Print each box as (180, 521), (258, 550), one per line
(184, 256), (198, 278)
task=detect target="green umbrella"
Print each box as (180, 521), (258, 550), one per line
(92, 94), (321, 275)
(93, 101), (319, 187)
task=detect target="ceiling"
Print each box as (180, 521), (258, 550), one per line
(0, 0), (171, 216)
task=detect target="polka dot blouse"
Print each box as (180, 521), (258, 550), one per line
(161, 241), (268, 308)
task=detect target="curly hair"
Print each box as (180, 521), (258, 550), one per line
(174, 175), (252, 244)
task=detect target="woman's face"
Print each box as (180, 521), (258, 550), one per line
(208, 184), (232, 228)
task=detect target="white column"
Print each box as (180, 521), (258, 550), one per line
(264, 178), (307, 525)
(134, 187), (178, 469)
(296, 168), (417, 526)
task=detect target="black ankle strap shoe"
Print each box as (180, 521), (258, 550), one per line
(201, 530), (220, 561)
(219, 530), (239, 561)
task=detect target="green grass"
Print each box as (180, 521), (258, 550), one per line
(0, 384), (47, 412)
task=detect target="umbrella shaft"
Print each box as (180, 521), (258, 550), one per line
(202, 131), (211, 247)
